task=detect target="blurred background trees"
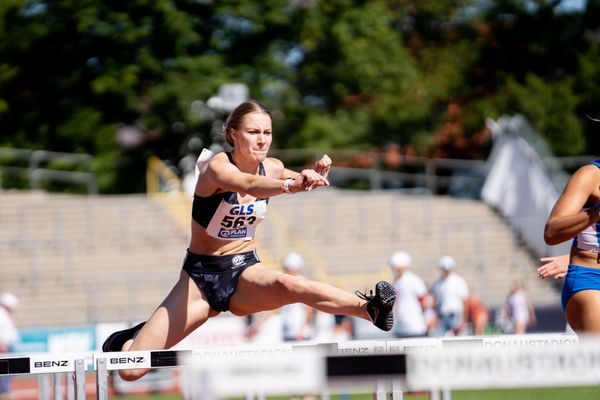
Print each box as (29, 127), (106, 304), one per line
(0, 0), (598, 193)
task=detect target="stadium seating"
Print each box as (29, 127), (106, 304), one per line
(0, 191), (188, 328)
(0, 188), (559, 329)
(260, 188), (559, 308)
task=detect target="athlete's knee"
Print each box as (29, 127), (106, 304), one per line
(118, 368), (148, 382)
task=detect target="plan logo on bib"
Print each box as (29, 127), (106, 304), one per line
(218, 227), (248, 239)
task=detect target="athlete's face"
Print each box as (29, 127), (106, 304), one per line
(232, 112), (272, 162)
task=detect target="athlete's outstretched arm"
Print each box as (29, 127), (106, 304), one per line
(202, 153), (329, 197)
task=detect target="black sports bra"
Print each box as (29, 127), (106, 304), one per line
(191, 152), (269, 228)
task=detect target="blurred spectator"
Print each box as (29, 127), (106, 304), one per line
(331, 315), (354, 341)
(431, 256), (470, 336)
(464, 291), (489, 335)
(382, 143), (403, 169)
(179, 154), (198, 196)
(243, 314), (260, 341)
(506, 281), (537, 334)
(421, 293), (439, 336)
(389, 251), (429, 338)
(0, 292), (20, 398)
(280, 252), (315, 341)
(243, 252), (318, 342)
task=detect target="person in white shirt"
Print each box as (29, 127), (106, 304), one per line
(244, 252), (317, 342)
(389, 251), (429, 338)
(431, 256), (469, 336)
(506, 281), (536, 334)
(0, 292), (20, 397)
(280, 252), (315, 341)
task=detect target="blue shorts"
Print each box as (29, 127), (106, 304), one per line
(561, 264), (600, 311)
(182, 249), (260, 312)
(0, 375), (12, 394)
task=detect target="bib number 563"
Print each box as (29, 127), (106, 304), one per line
(221, 215), (257, 228)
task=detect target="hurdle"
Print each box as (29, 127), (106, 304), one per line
(1, 333), (585, 400)
(0, 352), (90, 400)
(92, 333), (580, 400)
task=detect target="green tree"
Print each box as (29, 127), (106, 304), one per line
(467, 0), (590, 155)
(1, 0), (598, 194)
(575, 32), (600, 156)
(0, 0), (226, 192)
(282, 1), (430, 149)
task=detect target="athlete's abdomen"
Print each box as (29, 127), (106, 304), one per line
(188, 220), (256, 256)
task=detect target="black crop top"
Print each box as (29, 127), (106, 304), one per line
(191, 152), (269, 228)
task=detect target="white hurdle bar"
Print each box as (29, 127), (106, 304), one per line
(0, 333), (583, 400)
(0, 353), (88, 400)
(93, 333), (580, 400)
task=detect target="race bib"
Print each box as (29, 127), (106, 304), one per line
(205, 200), (267, 240)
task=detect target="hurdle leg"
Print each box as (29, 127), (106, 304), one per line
(67, 370), (74, 400)
(320, 385), (330, 400)
(96, 357), (108, 400)
(373, 379), (386, 400)
(184, 366), (213, 400)
(37, 374), (50, 400)
(442, 387), (452, 400)
(391, 379), (403, 400)
(181, 367), (191, 400)
(187, 367), (213, 400)
(74, 358), (86, 400)
(54, 372), (64, 399)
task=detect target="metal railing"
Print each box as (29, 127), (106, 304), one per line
(269, 148), (488, 196)
(0, 147), (97, 194)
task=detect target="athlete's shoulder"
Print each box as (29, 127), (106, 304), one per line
(572, 162), (600, 183)
(262, 157), (285, 176)
(206, 152), (234, 171)
(210, 151), (230, 163)
(264, 156), (284, 168)
(578, 159), (600, 171)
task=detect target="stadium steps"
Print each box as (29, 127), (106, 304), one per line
(0, 191), (188, 328)
(262, 188), (559, 309)
(0, 188), (560, 328)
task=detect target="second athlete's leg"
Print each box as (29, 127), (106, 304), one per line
(565, 290), (600, 333)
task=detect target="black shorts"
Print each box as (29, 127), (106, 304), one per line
(182, 249), (260, 312)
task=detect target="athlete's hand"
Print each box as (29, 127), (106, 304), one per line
(314, 154), (332, 179)
(537, 255), (569, 280)
(291, 169), (329, 192)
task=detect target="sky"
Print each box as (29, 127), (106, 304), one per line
(556, 0), (587, 12)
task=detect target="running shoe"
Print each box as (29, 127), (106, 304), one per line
(355, 281), (396, 331)
(101, 321), (146, 352)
